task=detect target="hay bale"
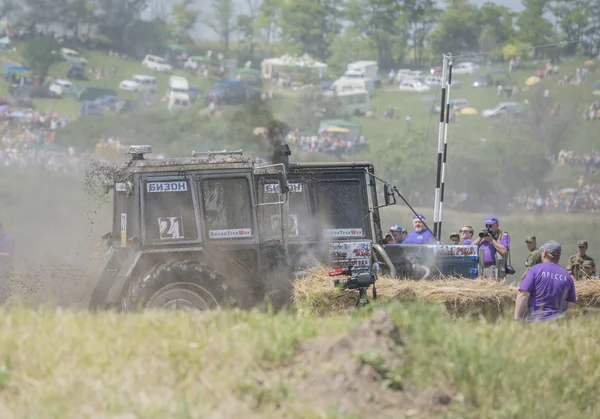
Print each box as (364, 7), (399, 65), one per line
(293, 266), (518, 318)
(574, 280), (600, 308)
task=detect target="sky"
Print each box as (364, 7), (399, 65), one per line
(142, 0), (526, 41)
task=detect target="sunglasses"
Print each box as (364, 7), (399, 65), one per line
(459, 229), (472, 233)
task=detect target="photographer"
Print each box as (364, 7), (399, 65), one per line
(471, 216), (510, 280)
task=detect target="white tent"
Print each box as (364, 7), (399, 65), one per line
(0, 36), (10, 45)
(261, 53), (327, 78)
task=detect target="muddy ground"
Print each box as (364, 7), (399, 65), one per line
(1, 168), (110, 308)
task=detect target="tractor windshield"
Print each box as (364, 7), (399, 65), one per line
(143, 179), (198, 242)
(258, 181), (311, 240)
(316, 180), (365, 239)
(201, 178), (253, 239)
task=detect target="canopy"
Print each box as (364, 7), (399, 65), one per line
(458, 107), (478, 115)
(0, 36), (10, 45)
(4, 64), (30, 72)
(168, 44), (186, 52)
(525, 76), (540, 86)
(325, 126), (351, 133)
(262, 53), (327, 69)
(236, 67), (260, 75)
(319, 119), (360, 129)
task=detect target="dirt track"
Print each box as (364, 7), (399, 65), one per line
(1, 168), (110, 308)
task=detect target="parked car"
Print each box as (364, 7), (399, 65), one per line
(141, 54), (173, 73)
(49, 79), (73, 96)
(60, 48), (87, 65)
(473, 73), (494, 87)
(398, 79), (431, 92)
(423, 75), (461, 88)
(453, 62), (480, 75)
(433, 98), (470, 114)
(205, 79), (259, 104)
(481, 102), (523, 119)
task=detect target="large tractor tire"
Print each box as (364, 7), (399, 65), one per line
(123, 260), (238, 311)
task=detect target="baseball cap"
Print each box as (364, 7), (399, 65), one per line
(485, 215), (499, 225)
(413, 214), (426, 221)
(390, 224), (403, 233)
(525, 236), (536, 242)
(578, 240), (588, 247)
(449, 232), (460, 239)
(541, 240), (562, 257)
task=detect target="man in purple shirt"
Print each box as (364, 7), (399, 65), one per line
(470, 215), (510, 280)
(402, 214), (435, 245)
(514, 240), (576, 322)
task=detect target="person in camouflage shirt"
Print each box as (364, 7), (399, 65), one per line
(566, 240), (596, 280)
(581, 260), (597, 280)
(525, 236), (542, 268)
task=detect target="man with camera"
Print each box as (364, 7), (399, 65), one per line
(470, 216), (511, 280)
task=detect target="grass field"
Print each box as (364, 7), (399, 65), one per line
(0, 302), (599, 418)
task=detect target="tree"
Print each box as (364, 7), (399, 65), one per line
(551, 0), (590, 55)
(478, 3), (516, 46)
(63, 0), (96, 38)
(255, 0), (283, 49)
(96, 0), (148, 49)
(283, 88), (344, 134)
(516, 0), (554, 55)
(327, 27), (377, 74)
(205, 0), (236, 51)
(431, 1), (481, 55)
(278, 0), (343, 61)
(346, 0), (407, 69)
(403, 0), (439, 66)
(169, 0), (199, 42)
(236, 0), (262, 58)
(20, 36), (60, 83)
(0, 0), (15, 20)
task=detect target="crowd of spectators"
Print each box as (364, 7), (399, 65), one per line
(514, 184), (600, 213)
(285, 130), (369, 155)
(554, 149), (600, 173)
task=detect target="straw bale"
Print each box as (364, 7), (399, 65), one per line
(293, 267), (600, 318)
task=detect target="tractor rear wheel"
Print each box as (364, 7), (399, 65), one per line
(124, 260), (238, 311)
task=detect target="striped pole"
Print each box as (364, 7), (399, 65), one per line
(433, 55), (448, 241)
(438, 55), (453, 241)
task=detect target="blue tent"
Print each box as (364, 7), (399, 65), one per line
(4, 64), (30, 72)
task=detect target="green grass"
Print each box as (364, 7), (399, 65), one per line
(0, 302), (598, 417)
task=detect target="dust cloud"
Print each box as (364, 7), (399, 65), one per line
(1, 164), (112, 308)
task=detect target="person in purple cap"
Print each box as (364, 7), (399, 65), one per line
(402, 214), (435, 245)
(514, 240), (576, 322)
(471, 215), (510, 279)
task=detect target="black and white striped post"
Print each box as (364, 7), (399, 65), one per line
(433, 54), (452, 242)
(438, 54), (453, 241)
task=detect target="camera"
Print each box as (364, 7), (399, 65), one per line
(333, 272), (377, 290)
(478, 228), (492, 238)
(328, 266), (377, 307)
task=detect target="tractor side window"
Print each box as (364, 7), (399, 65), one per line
(202, 178), (253, 239)
(316, 180), (365, 238)
(143, 180), (197, 241)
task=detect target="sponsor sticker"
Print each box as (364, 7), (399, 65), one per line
(147, 181), (188, 193)
(323, 228), (364, 238)
(209, 228), (252, 239)
(264, 183), (303, 194)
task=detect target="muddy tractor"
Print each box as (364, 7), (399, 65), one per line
(89, 146), (291, 311)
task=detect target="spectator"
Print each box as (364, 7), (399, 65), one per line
(581, 260), (597, 280)
(459, 225), (474, 245)
(524, 236), (542, 268)
(471, 215), (510, 280)
(389, 224), (406, 244)
(402, 214), (435, 245)
(449, 233), (460, 244)
(514, 240), (576, 322)
(566, 240), (595, 280)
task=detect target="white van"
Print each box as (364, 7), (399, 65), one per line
(142, 54), (173, 73)
(325, 89), (370, 116)
(168, 75), (190, 94)
(133, 75), (157, 93)
(167, 92), (190, 113)
(331, 77), (376, 97)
